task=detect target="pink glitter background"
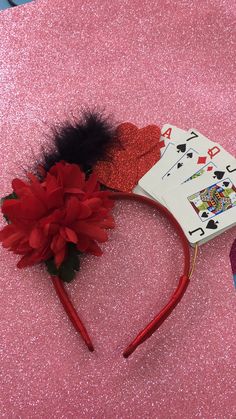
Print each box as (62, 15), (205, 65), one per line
(0, 0), (235, 417)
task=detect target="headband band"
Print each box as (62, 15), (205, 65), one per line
(51, 191), (191, 358)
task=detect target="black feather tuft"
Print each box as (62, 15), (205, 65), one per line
(40, 110), (118, 175)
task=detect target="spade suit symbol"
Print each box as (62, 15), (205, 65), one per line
(206, 220), (219, 230)
(213, 171), (225, 180)
(187, 152), (193, 158)
(177, 144), (186, 153)
(201, 211), (209, 218)
(223, 181), (230, 187)
(177, 162), (183, 169)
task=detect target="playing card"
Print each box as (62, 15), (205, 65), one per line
(139, 129), (215, 205)
(132, 184), (153, 198)
(160, 124), (187, 157)
(159, 130), (219, 180)
(162, 170), (236, 245)
(163, 129), (235, 189)
(132, 124), (187, 199)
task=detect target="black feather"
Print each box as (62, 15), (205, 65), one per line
(40, 110), (118, 175)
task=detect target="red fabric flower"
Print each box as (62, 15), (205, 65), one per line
(0, 162), (114, 269)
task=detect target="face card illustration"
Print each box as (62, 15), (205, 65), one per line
(163, 131), (235, 191)
(188, 179), (236, 222)
(161, 172), (236, 245)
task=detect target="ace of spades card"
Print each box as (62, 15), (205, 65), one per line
(159, 124), (187, 157)
(134, 124), (188, 198)
(162, 170), (236, 245)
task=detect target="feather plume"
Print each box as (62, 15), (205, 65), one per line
(40, 110), (118, 175)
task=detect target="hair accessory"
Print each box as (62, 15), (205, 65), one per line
(0, 110), (192, 358)
(0, 161), (115, 279)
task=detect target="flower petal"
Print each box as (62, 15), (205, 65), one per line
(1, 199), (21, 220)
(51, 234), (66, 254)
(76, 235), (89, 252)
(12, 178), (28, 196)
(29, 227), (46, 249)
(64, 197), (81, 224)
(84, 172), (99, 193)
(87, 240), (103, 256)
(77, 203), (92, 219)
(0, 224), (16, 241)
(60, 227), (78, 244)
(54, 247), (66, 268)
(84, 197), (102, 211)
(76, 221), (108, 242)
(47, 187), (64, 210)
(17, 252), (38, 268)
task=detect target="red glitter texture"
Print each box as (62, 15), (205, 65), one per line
(94, 122), (161, 192)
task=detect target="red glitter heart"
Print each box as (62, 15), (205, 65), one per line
(94, 122), (161, 192)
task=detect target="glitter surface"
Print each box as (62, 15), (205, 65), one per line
(0, 1), (236, 418)
(94, 122), (161, 192)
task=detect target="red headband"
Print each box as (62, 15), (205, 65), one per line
(51, 191), (191, 358)
(0, 111), (192, 358)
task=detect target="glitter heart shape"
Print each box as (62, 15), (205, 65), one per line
(94, 122), (161, 192)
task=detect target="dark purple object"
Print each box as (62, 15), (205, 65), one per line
(229, 239), (236, 287)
